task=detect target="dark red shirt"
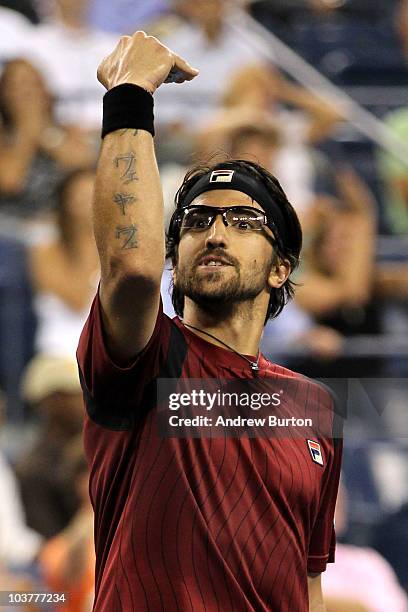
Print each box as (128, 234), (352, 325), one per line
(77, 294), (342, 612)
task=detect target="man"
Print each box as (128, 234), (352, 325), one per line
(77, 32), (342, 611)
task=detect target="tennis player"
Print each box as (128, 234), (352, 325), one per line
(77, 32), (342, 611)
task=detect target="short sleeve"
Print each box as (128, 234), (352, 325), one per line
(307, 436), (343, 573)
(76, 290), (171, 430)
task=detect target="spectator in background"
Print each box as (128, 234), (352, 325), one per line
(88, 0), (169, 34)
(15, 355), (84, 539)
(373, 0), (408, 315)
(295, 167), (376, 320)
(0, 59), (95, 229)
(29, 168), (99, 358)
(153, 0), (274, 139)
(0, 7), (34, 61)
(222, 64), (341, 147)
(0, 389), (42, 569)
(290, 167), (379, 376)
(29, 0), (119, 129)
(323, 482), (408, 612)
(40, 435), (94, 612)
(195, 88), (341, 218)
(0, 0), (40, 23)
(378, 108), (408, 236)
(374, 152), (408, 303)
(0, 450), (42, 568)
(376, 0), (408, 238)
(153, 0), (341, 167)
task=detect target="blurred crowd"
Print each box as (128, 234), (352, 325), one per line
(0, 0), (407, 611)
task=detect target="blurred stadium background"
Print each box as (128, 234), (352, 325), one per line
(0, 1), (407, 610)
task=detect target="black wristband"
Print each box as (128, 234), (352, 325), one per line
(101, 84), (155, 138)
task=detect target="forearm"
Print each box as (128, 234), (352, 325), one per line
(95, 128), (165, 286)
(94, 31), (197, 289)
(91, 31), (197, 360)
(92, 126), (165, 361)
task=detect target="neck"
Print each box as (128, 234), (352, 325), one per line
(182, 297), (266, 356)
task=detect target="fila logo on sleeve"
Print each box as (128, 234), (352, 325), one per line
(209, 169), (235, 183)
(307, 440), (324, 466)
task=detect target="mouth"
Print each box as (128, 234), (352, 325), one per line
(197, 256), (233, 269)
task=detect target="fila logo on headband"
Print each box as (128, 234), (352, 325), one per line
(307, 440), (324, 466)
(210, 169), (235, 183)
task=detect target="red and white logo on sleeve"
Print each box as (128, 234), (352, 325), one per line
(307, 440), (324, 466)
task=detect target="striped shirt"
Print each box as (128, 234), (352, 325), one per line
(77, 295), (342, 611)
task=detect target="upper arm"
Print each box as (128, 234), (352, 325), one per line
(77, 290), (169, 430)
(99, 271), (162, 365)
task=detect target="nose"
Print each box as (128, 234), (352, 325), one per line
(205, 213), (229, 249)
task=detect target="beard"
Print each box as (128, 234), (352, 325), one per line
(174, 255), (272, 312)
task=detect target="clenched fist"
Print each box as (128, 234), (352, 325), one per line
(97, 31), (199, 94)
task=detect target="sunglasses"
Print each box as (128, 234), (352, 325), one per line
(175, 205), (271, 235)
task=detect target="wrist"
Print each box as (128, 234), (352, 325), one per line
(107, 77), (156, 95)
(102, 84), (155, 138)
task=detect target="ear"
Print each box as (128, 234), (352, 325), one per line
(268, 258), (291, 289)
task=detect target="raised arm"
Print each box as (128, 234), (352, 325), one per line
(94, 32), (198, 363)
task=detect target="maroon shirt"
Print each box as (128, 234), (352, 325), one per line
(77, 294), (342, 612)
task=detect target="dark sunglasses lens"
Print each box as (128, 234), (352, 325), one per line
(181, 208), (213, 230)
(226, 208), (264, 230)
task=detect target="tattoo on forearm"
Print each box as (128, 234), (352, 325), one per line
(114, 151), (138, 184)
(113, 192), (137, 215)
(116, 224), (138, 249)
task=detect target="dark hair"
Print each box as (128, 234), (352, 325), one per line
(166, 158), (302, 324)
